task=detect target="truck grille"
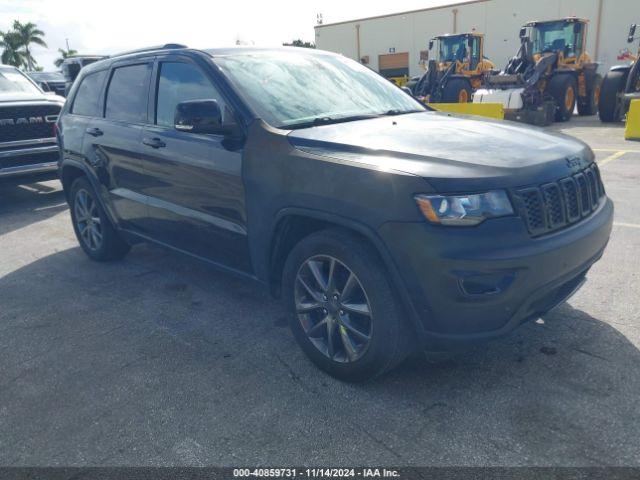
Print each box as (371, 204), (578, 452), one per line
(0, 104), (60, 143)
(514, 163), (605, 237)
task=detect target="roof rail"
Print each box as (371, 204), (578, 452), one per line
(111, 43), (188, 58)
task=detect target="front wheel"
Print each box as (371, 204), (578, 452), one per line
(282, 229), (413, 382)
(442, 78), (473, 103)
(578, 74), (602, 116)
(69, 177), (130, 262)
(548, 74), (577, 122)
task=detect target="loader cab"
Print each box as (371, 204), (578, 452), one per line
(525, 18), (588, 62)
(430, 33), (483, 71)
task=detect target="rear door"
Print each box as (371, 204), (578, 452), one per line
(85, 60), (153, 232)
(60, 68), (108, 168)
(139, 56), (250, 272)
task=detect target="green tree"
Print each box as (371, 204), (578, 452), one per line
(0, 31), (27, 68)
(54, 47), (78, 67)
(283, 39), (316, 49)
(11, 20), (47, 71)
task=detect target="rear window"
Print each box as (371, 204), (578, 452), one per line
(71, 70), (107, 117)
(105, 63), (152, 124)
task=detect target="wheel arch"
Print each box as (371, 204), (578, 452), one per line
(60, 161), (87, 199)
(60, 159), (118, 227)
(266, 208), (425, 338)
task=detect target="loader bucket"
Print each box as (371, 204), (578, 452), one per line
(427, 102), (505, 120)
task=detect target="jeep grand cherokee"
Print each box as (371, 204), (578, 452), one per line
(57, 45), (613, 381)
(0, 65), (64, 180)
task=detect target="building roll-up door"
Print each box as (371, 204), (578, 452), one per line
(378, 52), (409, 78)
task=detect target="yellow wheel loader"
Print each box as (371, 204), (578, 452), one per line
(474, 18), (602, 125)
(599, 24), (640, 122)
(411, 33), (496, 103)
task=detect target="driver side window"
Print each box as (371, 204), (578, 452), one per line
(155, 61), (225, 128)
(469, 37), (480, 70)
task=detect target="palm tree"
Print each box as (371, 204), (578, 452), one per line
(11, 21), (47, 71)
(0, 31), (27, 68)
(54, 47), (78, 68)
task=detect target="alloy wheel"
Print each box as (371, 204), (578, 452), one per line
(74, 189), (103, 251)
(294, 255), (373, 363)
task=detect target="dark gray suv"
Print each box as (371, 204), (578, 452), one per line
(57, 45), (613, 381)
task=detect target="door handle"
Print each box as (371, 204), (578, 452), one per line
(142, 137), (166, 149)
(85, 127), (103, 137)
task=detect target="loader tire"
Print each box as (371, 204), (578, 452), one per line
(625, 61), (640, 95)
(548, 74), (577, 122)
(578, 74), (602, 116)
(599, 70), (627, 123)
(442, 78), (472, 103)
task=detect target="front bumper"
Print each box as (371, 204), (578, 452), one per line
(379, 197), (614, 345)
(0, 138), (59, 179)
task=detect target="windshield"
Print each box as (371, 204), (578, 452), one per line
(438, 36), (468, 63)
(530, 21), (584, 57)
(0, 69), (41, 94)
(212, 51), (424, 128)
(30, 72), (65, 82)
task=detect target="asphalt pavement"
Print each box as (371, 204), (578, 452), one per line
(0, 116), (638, 467)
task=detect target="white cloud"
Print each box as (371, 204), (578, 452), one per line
(0, 0), (467, 70)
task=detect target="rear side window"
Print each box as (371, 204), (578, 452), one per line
(71, 70), (107, 117)
(105, 63), (152, 123)
(155, 62), (225, 127)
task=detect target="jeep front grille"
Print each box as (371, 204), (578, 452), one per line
(514, 163), (605, 237)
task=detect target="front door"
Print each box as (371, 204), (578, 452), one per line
(139, 58), (250, 272)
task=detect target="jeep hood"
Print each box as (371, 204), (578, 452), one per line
(287, 111), (592, 191)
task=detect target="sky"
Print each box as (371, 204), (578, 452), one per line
(0, 0), (469, 70)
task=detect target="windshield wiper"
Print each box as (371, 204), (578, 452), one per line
(384, 109), (424, 116)
(285, 114), (381, 130)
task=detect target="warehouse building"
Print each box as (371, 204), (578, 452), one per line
(314, 0), (636, 78)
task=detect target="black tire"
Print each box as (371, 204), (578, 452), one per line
(578, 74), (602, 116)
(547, 74), (578, 122)
(441, 78), (472, 103)
(598, 70), (626, 122)
(282, 229), (413, 382)
(625, 61), (640, 95)
(69, 176), (130, 262)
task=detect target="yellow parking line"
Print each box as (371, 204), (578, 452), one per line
(614, 222), (640, 229)
(598, 151), (627, 167)
(593, 148), (640, 153)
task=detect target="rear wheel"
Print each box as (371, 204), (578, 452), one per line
(548, 74), (577, 122)
(578, 74), (602, 116)
(69, 177), (130, 262)
(598, 70), (627, 122)
(282, 229), (413, 382)
(442, 78), (472, 103)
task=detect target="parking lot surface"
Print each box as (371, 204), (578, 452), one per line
(1, 117), (639, 467)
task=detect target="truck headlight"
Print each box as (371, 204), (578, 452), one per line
(415, 190), (514, 226)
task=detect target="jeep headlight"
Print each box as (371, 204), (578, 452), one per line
(415, 190), (514, 226)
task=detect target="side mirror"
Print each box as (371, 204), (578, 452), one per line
(629, 24), (637, 44)
(428, 39), (434, 51)
(519, 27), (528, 40)
(174, 99), (224, 135)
